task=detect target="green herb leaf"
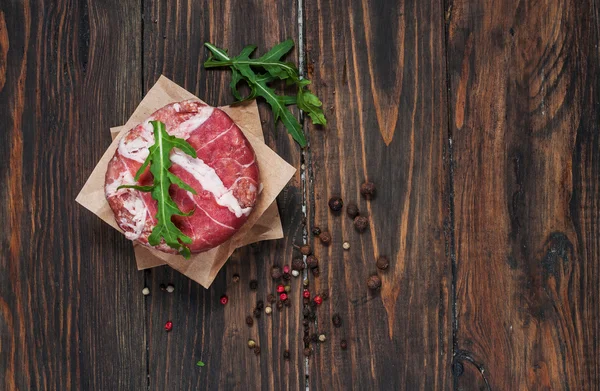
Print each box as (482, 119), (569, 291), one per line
(204, 40), (327, 147)
(196, 361), (205, 367)
(118, 120), (197, 258)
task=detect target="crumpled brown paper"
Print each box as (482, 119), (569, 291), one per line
(76, 75), (296, 287)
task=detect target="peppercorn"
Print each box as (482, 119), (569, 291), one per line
(319, 231), (332, 245)
(342, 241), (350, 250)
(160, 284), (167, 291)
(166, 284), (175, 293)
(232, 273), (240, 283)
(292, 258), (305, 271)
(303, 319), (309, 327)
(318, 334), (326, 342)
(376, 255), (390, 270)
(265, 306), (272, 314)
(283, 265), (290, 274)
(279, 293), (288, 301)
(254, 346), (261, 355)
(303, 297), (310, 305)
(308, 311), (317, 321)
(249, 280), (258, 290)
(220, 295), (228, 305)
(353, 216), (369, 232)
(271, 266), (282, 280)
(267, 293), (276, 304)
(247, 339), (256, 349)
(367, 274), (382, 290)
(277, 284), (285, 293)
(304, 347), (312, 357)
(303, 306), (311, 317)
(306, 255), (319, 269)
(246, 316), (254, 326)
(284, 285), (291, 293)
(312, 226), (322, 236)
(283, 350), (291, 360)
(303, 289), (310, 298)
(299, 245), (312, 256)
(328, 196), (343, 212)
(340, 339), (348, 350)
(292, 270), (300, 277)
(142, 287), (150, 296)
(303, 335), (312, 345)
(346, 203), (359, 219)
(332, 313), (342, 328)
(313, 295), (323, 306)
(303, 279), (309, 287)
(321, 291), (329, 301)
(311, 333), (319, 343)
(360, 181), (376, 199)
(253, 308), (261, 318)
(164, 321), (173, 332)
(284, 298), (291, 307)
(276, 300), (284, 310)
(311, 267), (320, 277)
(256, 300), (264, 310)
(283, 271), (291, 281)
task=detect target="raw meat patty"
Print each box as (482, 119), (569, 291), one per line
(105, 100), (260, 254)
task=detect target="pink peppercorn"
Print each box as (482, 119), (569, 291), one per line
(313, 295), (323, 305)
(220, 295), (229, 305)
(283, 265), (290, 274)
(165, 321), (173, 332)
(303, 289), (310, 298)
(277, 285), (285, 293)
(279, 293), (288, 301)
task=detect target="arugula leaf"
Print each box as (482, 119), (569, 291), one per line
(118, 120), (197, 258)
(203, 40), (327, 147)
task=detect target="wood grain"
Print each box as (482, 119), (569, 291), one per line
(0, 0), (146, 389)
(142, 0), (305, 389)
(447, 0), (600, 388)
(304, 0), (452, 389)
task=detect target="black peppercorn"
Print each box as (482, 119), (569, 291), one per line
(303, 307), (311, 317)
(283, 350), (291, 360)
(346, 203), (359, 219)
(284, 298), (291, 307)
(256, 300), (264, 310)
(292, 257), (305, 271)
(232, 274), (240, 283)
(328, 196), (343, 212)
(306, 255), (319, 269)
(332, 313), (342, 328)
(311, 333), (319, 343)
(311, 267), (320, 277)
(360, 181), (376, 199)
(308, 311), (317, 321)
(303, 319), (309, 327)
(303, 335), (312, 345)
(353, 216), (369, 232)
(303, 297), (310, 305)
(303, 347), (312, 357)
(299, 244), (312, 256)
(271, 266), (282, 280)
(376, 256), (390, 270)
(246, 316), (254, 327)
(367, 274), (382, 290)
(267, 293), (276, 304)
(253, 308), (262, 318)
(320, 291), (329, 301)
(254, 346), (261, 355)
(276, 300), (284, 310)
(319, 231), (332, 245)
(312, 226), (322, 236)
(340, 339), (348, 350)
(249, 280), (258, 290)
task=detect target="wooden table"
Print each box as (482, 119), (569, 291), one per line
(1, 0), (599, 389)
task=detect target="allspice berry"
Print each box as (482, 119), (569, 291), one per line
(353, 216), (369, 232)
(271, 265), (283, 280)
(346, 203), (359, 219)
(319, 231), (332, 245)
(376, 256), (390, 270)
(328, 196), (343, 212)
(360, 181), (376, 199)
(306, 255), (319, 269)
(367, 274), (382, 290)
(300, 245), (312, 256)
(312, 226), (322, 236)
(292, 257), (305, 271)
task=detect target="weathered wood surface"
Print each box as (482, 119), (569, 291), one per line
(446, 0), (600, 389)
(1, 0), (599, 390)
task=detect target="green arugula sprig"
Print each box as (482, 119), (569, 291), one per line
(204, 39), (326, 147)
(118, 120), (196, 258)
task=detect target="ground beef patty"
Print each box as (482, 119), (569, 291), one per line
(104, 100), (260, 254)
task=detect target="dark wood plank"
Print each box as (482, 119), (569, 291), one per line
(0, 0), (145, 389)
(142, 1), (305, 389)
(447, 0), (600, 388)
(304, 0), (452, 389)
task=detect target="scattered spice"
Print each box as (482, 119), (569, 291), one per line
(342, 241), (350, 250)
(284, 285), (291, 293)
(303, 297), (310, 305)
(220, 295), (229, 305)
(367, 274), (382, 290)
(311, 267), (320, 277)
(346, 203), (359, 219)
(304, 347), (312, 357)
(318, 334), (327, 342)
(312, 226), (322, 236)
(254, 346), (261, 356)
(340, 339), (348, 350)
(284, 298), (291, 307)
(271, 266), (282, 280)
(291, 270), (300, 277)
(303, 306), (311, 317)
(328, 196), (343, 212)
(292, 258), (305, 271)
(253, 308), (262, 318)
(247, 339), (256, 349)
(160, 284), (167, 291)
(303, 279), (310, 287)
(265, 306), (272, 314)
(311, 333), (319, 343)
(256, 300), (264, 310)
(246, 316), (254, 326)
(166, 284), (175, 293)
(360, 181), (376, 199)
(303, 319), (309, 327)
(283, 350), (291, 360)
(249, 280), (258, 290)
(277, 284), (285, 293)
(142, 287), (150, 296)
(164, 321), (173, 332)
(299, 244), (312, 255)
(332, 314), (342, 328)
(320, 291), (329, 301)
(232, 273), (240, 283)
(313, 295), (323, 306)
(303, 335), (312, 345)
(353, 216), (369, 232)
(319, 231), (332, 245)
(283, 265), (290, 274)
(306, 255), (319, 269)
(303, 289), (311, 298)
(279, 293), (288, 301)
(376, 256), (390, 270)
(276, 300), (284, 310)
(267, 293), (276, 304)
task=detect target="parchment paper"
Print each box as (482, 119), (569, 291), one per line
(76, 75), (296, 287)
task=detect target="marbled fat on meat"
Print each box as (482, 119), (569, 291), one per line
(104, 100), (260, 254)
